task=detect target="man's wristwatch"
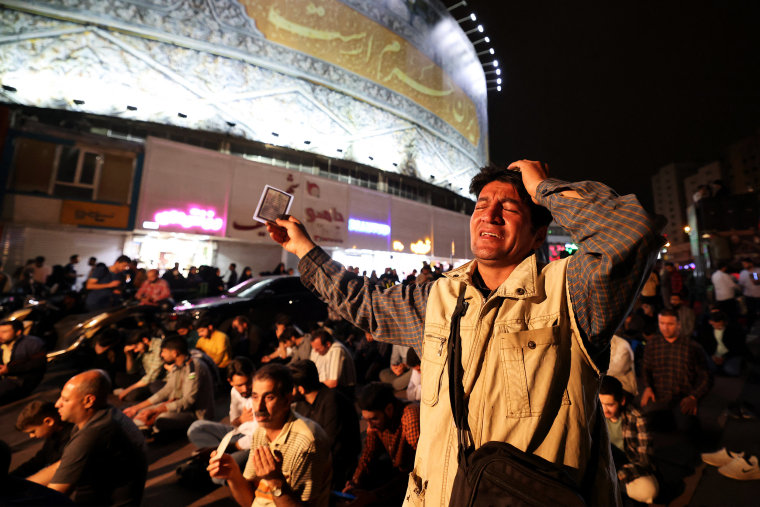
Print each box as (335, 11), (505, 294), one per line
(272, 485), (283, 498)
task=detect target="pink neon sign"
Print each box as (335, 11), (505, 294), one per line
(148, 207), (224, 231)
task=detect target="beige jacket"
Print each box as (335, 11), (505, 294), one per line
(404, 254), (618, 507)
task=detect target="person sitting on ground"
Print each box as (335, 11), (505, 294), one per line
(207, 364), (332, 506)
(29, 370), (147, 505)
(89, 328), (125, 385)
(174, 315), (200, 349)
(378, 344), (412, 391)
(344, 382), (420, 506)
(12, 401), (74, 478)
(123, 336), (215, 437)
(599, 376), (659, 504)
(287, 326), (311, 364)
(261, 326), (300, 364)
(115, 329), (166, 402)
(641, 308), (712, 438)
(134, 269), (171, 306)
(195, 316), (231, 370)
(696, 310), (749, 377)
(0, 320), (46, 405)
(290, 359), (361, 489)
(405, 349), (421, 402)
(187, 357), (257, 482)
(1, 440), (74, 506)
(228, 315), (261, 360)
(309, 328), (356, 392)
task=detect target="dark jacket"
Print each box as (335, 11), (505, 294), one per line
(697, 324), (748, 358)
(1, 334), (46, 391)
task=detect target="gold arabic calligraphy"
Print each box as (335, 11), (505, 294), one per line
(241, 0), (479, 145)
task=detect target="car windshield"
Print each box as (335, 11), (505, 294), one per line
(226, 277), (276, 298)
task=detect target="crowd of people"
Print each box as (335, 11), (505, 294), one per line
(2, 159), (759, 506)
(1, 251), (453, 505)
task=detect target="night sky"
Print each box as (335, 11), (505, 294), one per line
(465, 1), (760, 209)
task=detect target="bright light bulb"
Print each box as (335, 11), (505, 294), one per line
(470, 13), (476, 21)
(477, 25), (483, 32)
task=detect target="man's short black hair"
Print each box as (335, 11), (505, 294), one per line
(289, 360), (322, 392)
(658, 308), (679, 320)
(406, 348), (420, 368)
(175, 315), (194, 330)
(708, 310), (726, 322)
(279, 326), (302, 344)
(161, 335), (189, 355)
(16, 401), (61, 430)
(126, 328), (151, 346)
(0, 320), (24, 334)
(197, 316), (214, 329)
(469, 165), (553, 232)
(115, 255), (131, 264)
(310, 328), (333, 345)
(274, 313), (291, 326)
(230, 263), (236, 269)
(358, 382), (396, 412)
(254, 364), (293, 398)
(600, 375), (625, 402)
(226, 356), (255, 381)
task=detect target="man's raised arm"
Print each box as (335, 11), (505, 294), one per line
(266, 217), (431, 356)
(516, 161), (663, 368)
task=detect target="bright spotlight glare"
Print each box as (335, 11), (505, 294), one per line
(470, 13), (476, 21)
(477, 25), (483, 32)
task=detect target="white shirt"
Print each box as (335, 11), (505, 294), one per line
(229, 387), (257, 450)
(712, 270), (738, 302)
(310, 341), (356, 387)
(406, 368), (421, 401)
(739, 268), (760, 298)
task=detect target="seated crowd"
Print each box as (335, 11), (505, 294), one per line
(2, 256), (758, 506)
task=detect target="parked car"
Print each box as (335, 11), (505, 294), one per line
(46, 302), (169, 362)
(171, 275), (327, 333)
(42, 275), (326, 363)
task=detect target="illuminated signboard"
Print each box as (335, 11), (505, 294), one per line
(348, 218), (390, 236)
(143, 207), (224, 232)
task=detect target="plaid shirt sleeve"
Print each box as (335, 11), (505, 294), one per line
(352, 427), (382, 487)
(618, 407), (655, 483)
(401, 403), (421, 450)
(535, 179), (663, 367)
(299, 248), (432, 357)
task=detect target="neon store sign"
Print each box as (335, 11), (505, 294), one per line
(348, 218), (390, 236)
(143, 207), (224, 232)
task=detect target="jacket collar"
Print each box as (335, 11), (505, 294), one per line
(443, 253), (538, 300)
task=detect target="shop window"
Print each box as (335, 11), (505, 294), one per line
(52, 148), (103, 201)
(9, 136), (136, 204)
(10, 138), (57, 193)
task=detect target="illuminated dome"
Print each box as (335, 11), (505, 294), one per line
(0, 0), (488, 196)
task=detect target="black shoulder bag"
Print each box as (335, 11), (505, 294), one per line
(447, 288), (586, 507)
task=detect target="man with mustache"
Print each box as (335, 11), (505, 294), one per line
(207, 363), (331, 506)
(266, 160), (661, 505)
